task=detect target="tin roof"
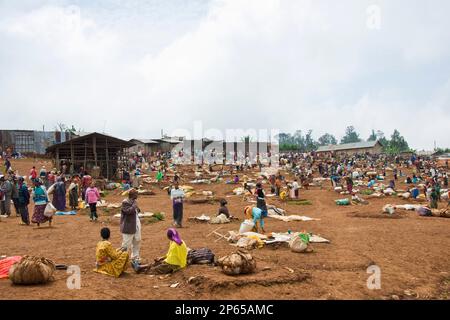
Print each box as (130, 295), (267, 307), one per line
(316, 140), (382, 153)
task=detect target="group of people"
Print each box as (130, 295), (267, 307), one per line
(4, 149), (449, 281)
(1, 174), (52, 227)
(280, 151), (450, 210)
(0, 163), (104, 225)
(93, 188), (189, 278)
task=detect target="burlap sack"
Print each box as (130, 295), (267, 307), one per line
(217, 250), (256, 275)
(289, 236), (308, 253)
(9, 256), (55, 285)
(236, 237), (258, 250)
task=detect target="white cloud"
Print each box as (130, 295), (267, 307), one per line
(0, 0), (449, 149)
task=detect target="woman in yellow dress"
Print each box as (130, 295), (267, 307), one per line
(94, 228), (129, 277)
(134, 228), (188, 274)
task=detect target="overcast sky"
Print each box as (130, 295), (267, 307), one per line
(1, 0), (449, 150)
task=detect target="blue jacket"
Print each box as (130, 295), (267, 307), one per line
(18, 184), (30, 205)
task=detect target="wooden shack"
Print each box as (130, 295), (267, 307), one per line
(46, 132), (135, 179)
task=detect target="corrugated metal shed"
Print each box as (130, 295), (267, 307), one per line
(316, 140), (382, 153)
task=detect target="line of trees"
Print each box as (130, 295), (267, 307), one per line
(277, 126), (411, 154)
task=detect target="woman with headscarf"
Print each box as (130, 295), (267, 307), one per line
(134, 228), (188, 274)
(52, 177), (66, 211)
(31, 179), (51, 227)
(244, 206), (267, 234)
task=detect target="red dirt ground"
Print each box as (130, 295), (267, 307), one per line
(0, 158), (449, 300)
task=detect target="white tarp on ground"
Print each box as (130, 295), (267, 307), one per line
(394, 204), (423, 211)
(266, 232), (330, 244)
(114, 212), (156, 218)
(267, 214), (320, 222)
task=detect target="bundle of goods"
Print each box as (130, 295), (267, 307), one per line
(289, 233), (313, 253)
(210, 214), (230, 224)
(335, 198), (350, 206)
(9, 256), (56, 285)
(383, 204), (396, 215)
(187, 248), (215, 265)
(217, 250), (256, 275)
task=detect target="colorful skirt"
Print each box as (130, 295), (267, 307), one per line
(32, 204), (52, 224)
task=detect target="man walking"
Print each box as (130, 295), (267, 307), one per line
(17, 177), (30, 225)
(170, 181), (185, 228)
(4, 158), (11, 174)
(30, 166), (37, 182)
(120, 189), (141, 265)
(0, 176), (6, 215)
(11, 176), (20, 216)
(1, 176), (13, 216)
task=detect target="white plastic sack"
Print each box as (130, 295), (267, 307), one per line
(239, 220), (255, 234)
(44, 203), (56, 218)
(401, 192), (411, 199)
(383, 204), (395, 215)
(289, 236), (308, 253)
(47, 184), (56, 195)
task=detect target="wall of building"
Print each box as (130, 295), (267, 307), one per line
(0, 130), (69, 155)
(335, 145), (383, 156)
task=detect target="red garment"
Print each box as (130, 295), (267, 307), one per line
(0, 256), (22, 279)
(82, 175), (92, 188)
(30, 169), (37, 179)
(48, 173), (56, 184)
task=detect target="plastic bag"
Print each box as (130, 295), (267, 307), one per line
(47, 183), (56, 195)
(335, 198), (350, 206)
(44, 203), (56, 218)
(239, 219), (255, 234)
(289, 233), (312, 253)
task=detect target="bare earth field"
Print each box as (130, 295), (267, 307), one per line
(1, 158), (449, 300)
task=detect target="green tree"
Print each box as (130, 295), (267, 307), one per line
(318, 133), (337, 146)
(292, 130), (306, 151)
(367, 130), (377, 141)
(340, 126), (361, 144)
(434, 148), (450, 155)
(375, 130), (388, 147)
(385, 130), (409, 154)
(305, 130), (318, 151)
(277, 130), (318, 151)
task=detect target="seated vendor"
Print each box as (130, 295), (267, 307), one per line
(135, 228), (188, 275)
(94, 228), (129, 278)
(217, 199), (230, 218)
(388, 180), (396, 190)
